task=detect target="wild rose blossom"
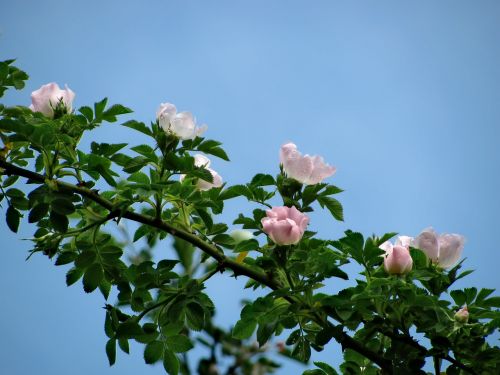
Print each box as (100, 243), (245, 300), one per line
(413, 227), (465, 269)
(380, 236), (413, 275)
(30, 83), (75, 118)
(180, 154), (222, 191)
(261, 206), (309, 246)
(156, 102), (207, 140)
(279, 142), (336, 185)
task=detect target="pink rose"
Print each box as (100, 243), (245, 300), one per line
(180, 154), (222, 191)
(380, 237), (413, 275)
(413, 227), (465, 269)
(279, 142), (336, 185)
(29, 83), (75, 118)
(454, 305), (469, 323)
(156, 102), (207, 140)
(261, 206), (309, 245)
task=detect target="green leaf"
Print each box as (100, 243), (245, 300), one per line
(250, 173), (276, 186)
(50, 211), (69, 232)
(476, 288), (495, 305)
(94, 98), (108, 119)
(292, 337), (311, 362)
(219, 185), (251, 200)
(450, 290), (466, 306)
(232, 318), (257, 339)
(51, 198), (76, 215)
(118, 338), (130, 354)
(234, 239), (259, 253)
(317, 196), (344, 221)
(482, 296), (500, 308)
(78, 106), (93, 121)
(144, 340), (163, 364)
(122, 120), (153, 136)
(105, 339), (116, 366)
(123, 156), (149, 173)
(185, 302), (205, 331)
(28, 203), (49, 223)
(303, 370), (325, 375)
(66, 267), (84, 286)
(6, 205), (21, 233)
(314, 361), (339, 375)
(163, 348), (179, 375)
(83, 263), (104, 293)
(197, 139), (229, 161)
(102, 104), (132, 122)
(166, 335), (193, 353)
(55, 251), (77, 266)
(116, 321), (144, 339)
(74, 251), (97, 268)
(133, 225), (150, 242)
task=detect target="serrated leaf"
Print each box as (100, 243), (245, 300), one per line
(232, 318), (257, 339)
(123, 156), (149, 173)
(166, 335), (193, 353)
(133, 224), (150, 242)
(122, 120), (153, 136)
(250, 173), (275, 186)
(94, 98), (108, 119)
(163, 348), (179, 375)
(106, 339), (116, 366)
(28, 203), (49, 223)
(66, 267), (84, 286)
(51, 198), (75, 215)
(102, 104), (132, 122)
(83, 263), (103, 293)
(50, 211), (69, 232)
(314, 361), (339, 375)
(317, 196), (344, 221)
(116, 321), (144, 339)
(55, 251), (77, 266)
(219, 185), (251, 200)
(144, 340), (163, 364)
(6, 205), (21, 233)
(79, 106), (93, 121)
(185, 302), (205, 331)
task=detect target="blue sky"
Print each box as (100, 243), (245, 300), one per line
(1, 1), (500, 374)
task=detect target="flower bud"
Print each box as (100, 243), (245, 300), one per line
(455, 305), (469, 323)
(230, 229), (254, 244)
(261, 206), (309, 245)
(383, 245), (413, 275)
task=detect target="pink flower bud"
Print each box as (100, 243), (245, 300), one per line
(382, 244), (413, 275)
(157, 102), (207, 140)
(413, 227), (465, 269)
(29, 83), (75, 118)
(261, 206), (309, 246)
(279, 143), (336, 185)
(454, 305), (469, 323)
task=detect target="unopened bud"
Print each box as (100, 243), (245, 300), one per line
(455, 305), (469, 323)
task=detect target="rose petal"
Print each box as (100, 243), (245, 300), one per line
(437, 234), (465, 268)
(306, 155), (336, 185)
(413, 227), (439, 262)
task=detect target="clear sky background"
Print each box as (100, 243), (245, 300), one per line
(1, 1), (500, 374)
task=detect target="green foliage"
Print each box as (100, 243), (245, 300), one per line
(1, 60), (500, 375)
